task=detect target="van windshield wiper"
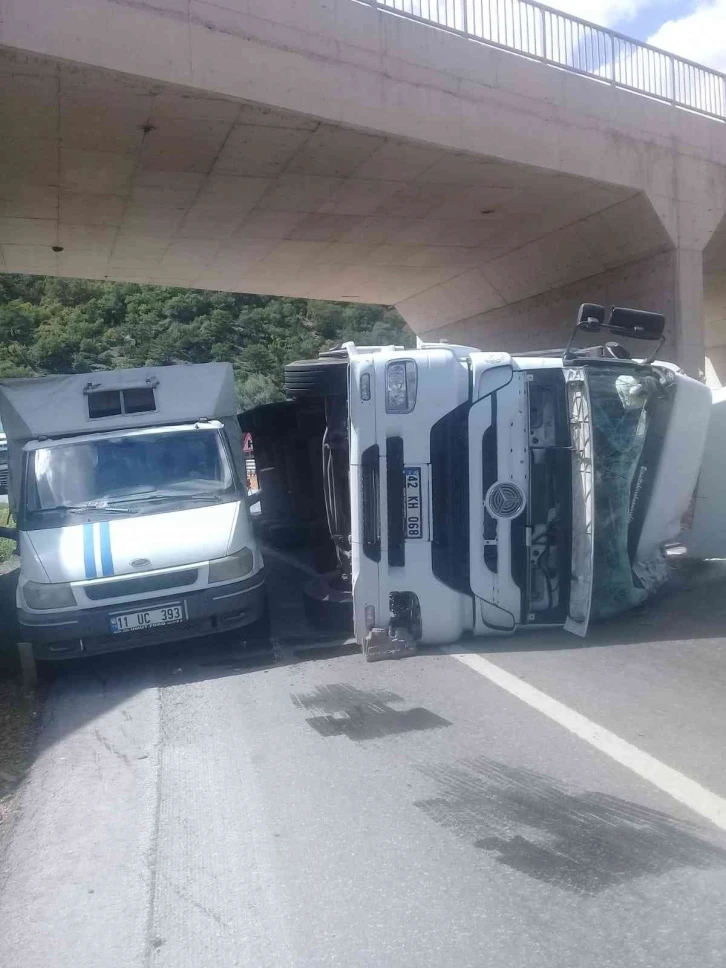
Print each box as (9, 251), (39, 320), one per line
(34, 503), (138, 515)
(107, 492), (223, 506)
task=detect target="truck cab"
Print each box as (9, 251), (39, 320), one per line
(0, 364), (267, 661)
(268, 304), (712, 660)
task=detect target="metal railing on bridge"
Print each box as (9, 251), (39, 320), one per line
(366, 0), (726, 121)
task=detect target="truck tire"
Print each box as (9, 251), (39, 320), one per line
(284, 358), (348, 399)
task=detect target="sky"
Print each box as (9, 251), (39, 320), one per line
(548, 1), (726, 72)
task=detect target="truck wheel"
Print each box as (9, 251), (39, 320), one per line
(284, 358), (348, 399)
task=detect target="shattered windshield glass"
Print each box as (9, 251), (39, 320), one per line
(588, 368), (658, 620)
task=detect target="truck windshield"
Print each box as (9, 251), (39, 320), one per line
(25, 427), (236, 522)
(588, 366), (659, 620)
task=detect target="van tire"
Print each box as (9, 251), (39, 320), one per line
(284, 358), (348, 399)
(301, 574), (353, 633)
(240, 598), (271, 644)
(35, 659), (62, 683)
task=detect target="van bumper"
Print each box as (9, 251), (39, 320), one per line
(18, 572), (267, 659)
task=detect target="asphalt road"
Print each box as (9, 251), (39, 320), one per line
(1, 558), (726, 968)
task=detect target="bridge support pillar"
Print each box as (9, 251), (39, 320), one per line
(399, 186), (726, 380)
(674, 248), (706, 379)
(401, 248), (706, 376)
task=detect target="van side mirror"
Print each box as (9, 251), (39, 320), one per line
(0, 526), (18, 541)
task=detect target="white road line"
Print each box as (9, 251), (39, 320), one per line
(446, 648), (726, 832)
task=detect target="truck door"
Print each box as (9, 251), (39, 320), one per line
(563, 367), (595, 636)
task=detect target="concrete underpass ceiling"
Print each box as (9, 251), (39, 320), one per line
(0, 46), (673, 325)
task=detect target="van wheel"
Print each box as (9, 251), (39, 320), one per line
(284, 358), (348, 399)
(35, 659), (63, 684)
(301, 573), (353, 633)
(240, 599), (271, 645)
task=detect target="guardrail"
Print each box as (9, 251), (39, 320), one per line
(367, 0), (726, 121)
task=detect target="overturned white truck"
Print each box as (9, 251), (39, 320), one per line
(243, 305), (713, 660)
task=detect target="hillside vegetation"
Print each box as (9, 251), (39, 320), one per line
(0, 275), (412, 410)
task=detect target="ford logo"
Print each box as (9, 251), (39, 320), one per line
(130, 558), (151, 569)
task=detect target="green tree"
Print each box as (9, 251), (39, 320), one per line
(0, 275), (413, 408)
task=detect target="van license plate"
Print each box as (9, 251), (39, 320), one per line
(404, 466), (422, 539)
(110, 602), (185, 634)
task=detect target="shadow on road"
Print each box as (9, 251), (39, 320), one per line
(13, 557), (726, 765)
(461, 560), (726, 656)
(27, 555), (355, 761)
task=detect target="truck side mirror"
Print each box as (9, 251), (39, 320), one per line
(0, 525), (18, 541)
(607, 307), (665, 341)
(576, 303), (605, 332)
(565, 303), (666, 364)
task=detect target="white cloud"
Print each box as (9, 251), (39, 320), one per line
(647, 1), (726, 72)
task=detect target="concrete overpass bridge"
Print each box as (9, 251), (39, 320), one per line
(1, 0), (726, 376)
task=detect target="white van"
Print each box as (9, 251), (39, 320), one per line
(275, 304), (712, 659)
(0, 363), (266, 662)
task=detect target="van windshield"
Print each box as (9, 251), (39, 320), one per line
(25, 427), (236, 524)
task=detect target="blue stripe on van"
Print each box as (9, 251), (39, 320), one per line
(83, 523), (97, 579)
(99, 521), (114, 577)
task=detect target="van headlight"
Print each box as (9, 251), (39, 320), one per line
(208, 547), (255, 583)
(386, 360), (418, 413)
(23, 581), (76, 610)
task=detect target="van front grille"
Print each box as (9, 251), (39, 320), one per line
(83, 569), (198, 600)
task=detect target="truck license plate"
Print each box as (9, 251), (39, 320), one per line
(404, 466), (422, 539)
(110, 602), (185, 634)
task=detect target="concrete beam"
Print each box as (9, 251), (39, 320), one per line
(0, 0), (725, 369)
(412, 250), (683, 356)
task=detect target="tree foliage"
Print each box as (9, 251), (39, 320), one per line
(0, 275), (413, 410)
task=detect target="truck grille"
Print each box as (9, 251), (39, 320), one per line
(386, 436), (405, 567)
(83, 569), (198, 600)
(430, 402), (470, 594)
